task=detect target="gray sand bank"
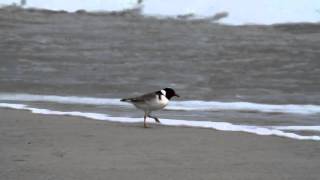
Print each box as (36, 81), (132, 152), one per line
(0, 8), (320, 104)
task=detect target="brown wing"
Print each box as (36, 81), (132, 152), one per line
(121, 92), (158, 103)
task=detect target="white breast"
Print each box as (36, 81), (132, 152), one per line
(133, 94), (169, 112)
(146, 94), (169, 111)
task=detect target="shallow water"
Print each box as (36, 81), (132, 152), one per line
(0, 8), (320, 140)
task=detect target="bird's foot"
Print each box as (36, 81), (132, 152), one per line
(148, 115), (161, 123)
(154, 118), (161, 123)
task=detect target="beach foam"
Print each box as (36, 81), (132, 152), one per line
(274, 126), (320, 132)
(0, 0), (137, 12)
(1, 93), (320, 115)
(1, 0), (320, 25)
(169, 101), (320, 115)
(0, 93), (127, 106)
(142, 0), (320, 25)
(0, 102), (319, 141)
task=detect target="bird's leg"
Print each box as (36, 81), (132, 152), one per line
(144, 112), (148, 128)
(148, 114), (160, 123)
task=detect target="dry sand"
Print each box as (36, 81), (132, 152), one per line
(1, 109), (319, 180)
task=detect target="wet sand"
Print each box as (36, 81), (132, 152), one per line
(1, 109), (320, 180)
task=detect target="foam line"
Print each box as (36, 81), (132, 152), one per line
(1, 0), (320, 25)
(0, 93), (127, 106)
(274, 126), (320, 132)
(1, 93), (320, 115)
(168, 101), (320, 115)
(0, 102), (319, 141)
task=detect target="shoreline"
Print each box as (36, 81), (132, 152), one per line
(1, 102), (320, 141)
(1, 108), (320, 179)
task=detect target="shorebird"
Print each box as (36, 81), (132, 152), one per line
(121, 88), (180, 128)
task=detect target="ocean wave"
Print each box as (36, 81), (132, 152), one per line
(1, 93), (320, 115)
(0, 102), (319, 141)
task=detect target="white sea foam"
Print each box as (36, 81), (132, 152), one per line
(274, 126), (320, 132)
(169, 101), (320, 115)
(0, 0), (137, 12)
(0, 93), (127, 106)
(0, 102), (320, 141)
(1, 93), (320, 115)
(142, 0), (320, 25)
(1, 0), (320, 25)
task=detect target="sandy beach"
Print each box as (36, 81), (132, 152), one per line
(1, 109), (319, 180)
